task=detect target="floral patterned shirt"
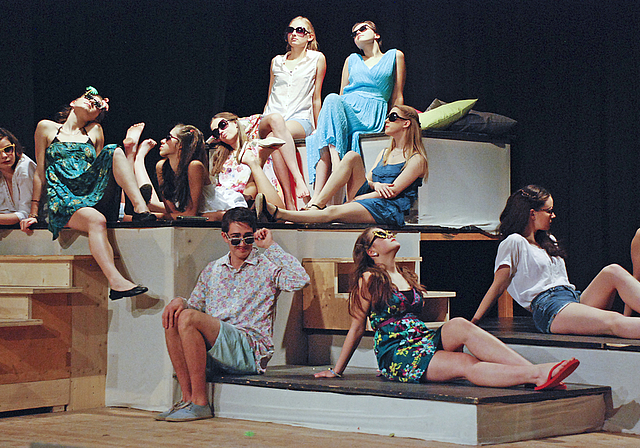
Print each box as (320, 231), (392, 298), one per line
(187, 243), (309, 372)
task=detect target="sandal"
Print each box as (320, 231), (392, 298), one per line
(301, 203), (326, 211)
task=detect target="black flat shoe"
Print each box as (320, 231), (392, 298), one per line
(140, 184), (153, 204)
(109, 285), (148, 300)
(255, 193), (278, 223)
(132, 211), (157, 222)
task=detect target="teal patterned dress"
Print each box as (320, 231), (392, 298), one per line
(45, 134), (116, 240)
(369, 288), (442, 383)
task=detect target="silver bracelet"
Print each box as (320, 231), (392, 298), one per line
(328, 367), (342, 378)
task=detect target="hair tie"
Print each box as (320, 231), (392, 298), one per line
(518, 189), (532, 199)
(85, 86), (99, 96)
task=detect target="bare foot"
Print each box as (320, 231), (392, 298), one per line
(294, 180), (311, 200)
(123, 123), (146, 159)
(136, 138), (157, 159)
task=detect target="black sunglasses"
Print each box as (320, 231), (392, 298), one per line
(84, 92), (106, 110)
(386, 112), (410, 122)
(211, 119), (232, 140)
(351, 25), (369, 38)
(225, 233), (255, 246)
(285, 26), (309, 37)
(165, 133), (179, 142)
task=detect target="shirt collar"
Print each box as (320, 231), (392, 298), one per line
(221, 247), (260, 269)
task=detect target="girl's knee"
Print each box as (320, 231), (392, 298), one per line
(177, 309), (198, 330)
(601, 263), (626, 278)
(342, 151), (362, 164)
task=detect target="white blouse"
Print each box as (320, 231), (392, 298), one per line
(264, 50), (322, 127)
(0, 154), (36, 221)
(495, 233), (573, 310)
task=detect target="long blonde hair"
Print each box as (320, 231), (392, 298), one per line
(208, 112), (247, 179)
(381, 105), (428, 181)
(287, 16), (319, 52)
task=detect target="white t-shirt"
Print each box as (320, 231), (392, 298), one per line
(0, 154), (36, 221)
(495, 233), (573, 310)
(264, 50), (322, 127)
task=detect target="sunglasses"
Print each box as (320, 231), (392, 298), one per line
(0, 144), (15, 155)
(368, 229), (396, 248)
(84, 92), (107, 110)
(386, 112), (410, 122)
(225, 233), (255, 246)
(351, 25), (369, 38)
(211, 119), (232, 140)
(285, 26), (309, 37)
(165, 133), (179, 142)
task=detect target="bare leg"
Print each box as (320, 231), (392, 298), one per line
(427, 318), (576, 387)
(426, 350), (575, 388)
(259, 114), (310, 200)
(628, 228), (640, 315)
(312, 151), (367, 207)
(176, 310), (221, 406)
(550, 302), (640, 338)
(165, 325), (194, 402)
(312, 147), (332, 201)
(240, 149), (285, 209)
(112, 147), (150, 214)
(123, 123), (145, 164)
(441, 318), (531, 366)
(269, 150), (296, 210)
(67, 207), (137, 291)
(579, 264), (640, 313)
(134, 139), (164, 211)
(267, 200), (375, 224)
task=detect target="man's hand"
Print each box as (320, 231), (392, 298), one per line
(254, 228), (273, 249)
(162, 297), (186, 329)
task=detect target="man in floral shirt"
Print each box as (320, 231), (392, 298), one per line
(158, 207), (309, 421)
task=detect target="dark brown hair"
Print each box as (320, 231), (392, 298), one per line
(349, 228), (426, 317)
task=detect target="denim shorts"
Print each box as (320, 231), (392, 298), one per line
(289, 118), (314, 137)
(205, 320), (257, 378)
(530, 285), (581, 334)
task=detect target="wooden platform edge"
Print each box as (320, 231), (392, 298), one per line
(0, 379), (69, 412)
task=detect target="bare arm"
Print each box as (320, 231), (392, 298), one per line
(355, 152), (426, 201)
(389, 50), (406, 107)
(339, 57), (350, 95)
(315, 275), (371, 377)
(312, 53), (327, 127)
(471, 265), (512, 324)
(20, 120), (53, 231)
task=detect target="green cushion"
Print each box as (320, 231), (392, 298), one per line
(418, 98), (478, 130)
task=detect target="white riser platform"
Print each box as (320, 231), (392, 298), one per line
(295, 133), (510, 231)
(211, 366), (608, 445)
(508, 345), (640, 434)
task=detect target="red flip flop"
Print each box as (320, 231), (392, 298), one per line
(534, 358), (580, 391)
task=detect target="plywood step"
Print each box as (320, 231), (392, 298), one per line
(0, 286), (84, 327)
(0, 255), (94, 287)
(0, 318), (44, 327)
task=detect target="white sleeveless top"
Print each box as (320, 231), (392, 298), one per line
(264, 50), (322, 127)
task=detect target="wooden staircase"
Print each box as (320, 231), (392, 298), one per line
(0, 256), (108, 413)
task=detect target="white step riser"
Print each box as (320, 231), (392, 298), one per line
(0, 261), (73, 287)
(0, 295), (31, 319)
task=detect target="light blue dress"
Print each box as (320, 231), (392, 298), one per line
(354, 157), (422, 227)
(306, 49), (398, 183)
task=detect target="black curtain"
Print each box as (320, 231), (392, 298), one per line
(2, 0), (639, 299)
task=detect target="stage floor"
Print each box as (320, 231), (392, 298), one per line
(1, 407), (639, 448)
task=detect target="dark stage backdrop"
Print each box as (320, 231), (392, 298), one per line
(2, 0), (639, 313)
